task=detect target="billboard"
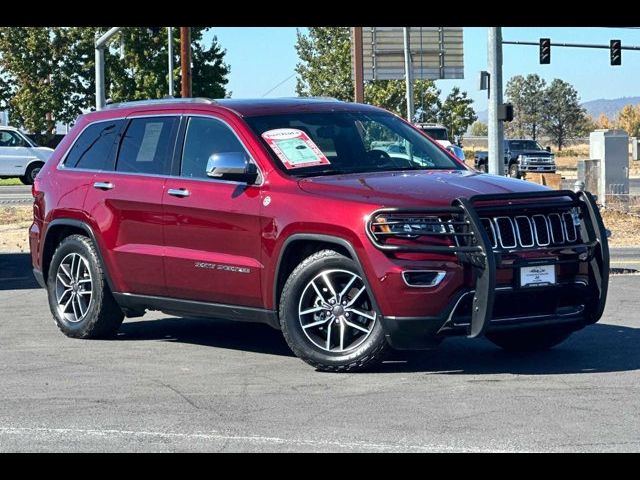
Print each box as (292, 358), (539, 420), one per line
(356, 27), (464, 81)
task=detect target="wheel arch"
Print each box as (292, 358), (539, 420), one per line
(272, 234), (380, 315)
(42, 219), (114, 291)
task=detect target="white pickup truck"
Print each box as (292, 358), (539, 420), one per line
(0, 126), (54, 185)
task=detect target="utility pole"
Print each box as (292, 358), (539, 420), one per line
(168, 27), (175, 97)
(403, 27), (414, 122)
(352, 27), (364, 103)
(180, 27), (192, 98)
(95, 27), (122, 110)
(487, 27), (505, 175)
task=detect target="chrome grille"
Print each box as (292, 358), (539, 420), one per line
(481, 212), (579, 250)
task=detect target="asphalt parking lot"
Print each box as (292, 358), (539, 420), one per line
(1, 252), (639, 452)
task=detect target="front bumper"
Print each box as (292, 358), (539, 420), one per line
(520, 164), (556, 173)
(366, 190), (609, 349)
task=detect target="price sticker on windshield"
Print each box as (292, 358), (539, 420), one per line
(262, 128), (330, 169)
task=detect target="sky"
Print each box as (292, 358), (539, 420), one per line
(206, 27), (640, 112)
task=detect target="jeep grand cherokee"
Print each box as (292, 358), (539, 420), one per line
(29, 98), (609, 372)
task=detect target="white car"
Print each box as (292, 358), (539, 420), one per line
(0, 126), (54, 185)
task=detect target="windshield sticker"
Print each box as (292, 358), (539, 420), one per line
(262, 128), (330, 169)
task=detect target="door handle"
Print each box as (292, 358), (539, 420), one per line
(93, 181), (114, 190)
(168, 188), (191, 198)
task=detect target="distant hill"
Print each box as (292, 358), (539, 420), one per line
(581, 97), (640, 119)
(474, 96), (640, 125)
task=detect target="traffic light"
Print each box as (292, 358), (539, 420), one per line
(610, 39), (622, 66)
(539, 38), (551, 64)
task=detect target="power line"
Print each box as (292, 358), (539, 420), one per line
(261, 73), (296, 97)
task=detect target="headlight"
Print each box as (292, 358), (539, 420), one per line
(373, 215), (448, 238)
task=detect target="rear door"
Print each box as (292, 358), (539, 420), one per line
(162, 115), (263, 307)
(83, 114), (179, 296)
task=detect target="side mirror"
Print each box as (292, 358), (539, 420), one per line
(545, 146), (551, 152)
(206, 152), (259, 184)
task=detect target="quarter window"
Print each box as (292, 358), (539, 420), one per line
(64, 120), (123, 170)
(180, 117), (250, 180)
(116, 116), (178, 175)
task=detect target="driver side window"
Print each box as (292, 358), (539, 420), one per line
(0, 131), (23, 147)
(181, 116), (251, 180)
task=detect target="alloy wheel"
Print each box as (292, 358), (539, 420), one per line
(55, 253), (93, 323)
(297, 269), (377, 353)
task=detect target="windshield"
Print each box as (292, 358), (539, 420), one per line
(420, 127), (449, 141)
(507, 140), (544, 151)
(245, 112), (464, 177)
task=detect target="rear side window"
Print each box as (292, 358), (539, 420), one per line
(116, 116), (178, 175)
(64, 120), (123, 170)
(180, 117), (249, 179)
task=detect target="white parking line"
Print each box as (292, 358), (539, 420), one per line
(0, 426), (512, 452)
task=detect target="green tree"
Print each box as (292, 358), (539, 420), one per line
(0, 27), (230, 139)
(470, 121), (488, 136)
(541, 79), (589, 150)
(365, 79), (441, 121)
(437, 87), (477, 143)
(505, 74), (546, 140)
(295, 27), (353, 101)
(0, 28), (88, 138)
(295, 27), (443, 120)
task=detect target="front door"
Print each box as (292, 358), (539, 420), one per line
(0, 130), (30, 175)
(163, 115), (263, 307)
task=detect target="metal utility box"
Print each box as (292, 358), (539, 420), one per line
(589, 129), (629, 204)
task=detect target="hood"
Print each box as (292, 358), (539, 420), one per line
(298, 170), (550, 207)
(435, 139), (452, 148)
(516, 150), (553, 157)
(31, 147), (54, 161)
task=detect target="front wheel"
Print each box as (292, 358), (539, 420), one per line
(20, 162), (43, 185)
(279, 250), (389, 372)
(486, 326), (573, 352)
(508, 163), (521, 179)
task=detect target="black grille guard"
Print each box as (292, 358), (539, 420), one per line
(365, 190), (610, 338)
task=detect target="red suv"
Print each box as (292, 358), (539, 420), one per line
(29, 98), (609, 372)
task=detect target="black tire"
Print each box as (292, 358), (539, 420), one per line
(508, 163), (520, 179)
(477, 163), (488, 173)
(47, 234), (124, 339)
(279, 249), (389, 372)
(20, 162), (43, 185)
(486, 326), (573, 352)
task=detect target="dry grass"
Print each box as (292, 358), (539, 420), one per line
(601, 209), (640, 247)
(0, 205), (32, 253)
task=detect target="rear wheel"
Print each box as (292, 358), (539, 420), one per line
(20, 162), (43, 185)
(279, 250), (389, 372)
(47, 234), (124, 339)
(486, 326), (573, 352)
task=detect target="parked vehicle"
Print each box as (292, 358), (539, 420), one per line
(29, 98), (609, 372)
(0, 126), (54, 184)
(474, 139), (555, 178)
(414, 124), (466, 161)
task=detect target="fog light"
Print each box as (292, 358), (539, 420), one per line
(402, 271), (446, 288)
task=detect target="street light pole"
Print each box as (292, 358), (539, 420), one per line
(168, 27), (175, 97)
(180, 27), (192, 98)
(403, 27), (415, 122)
(487, 27), (505, 175)
(95, 27), (122, 110)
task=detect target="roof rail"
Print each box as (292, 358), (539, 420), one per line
(103, 97), (216, 110)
